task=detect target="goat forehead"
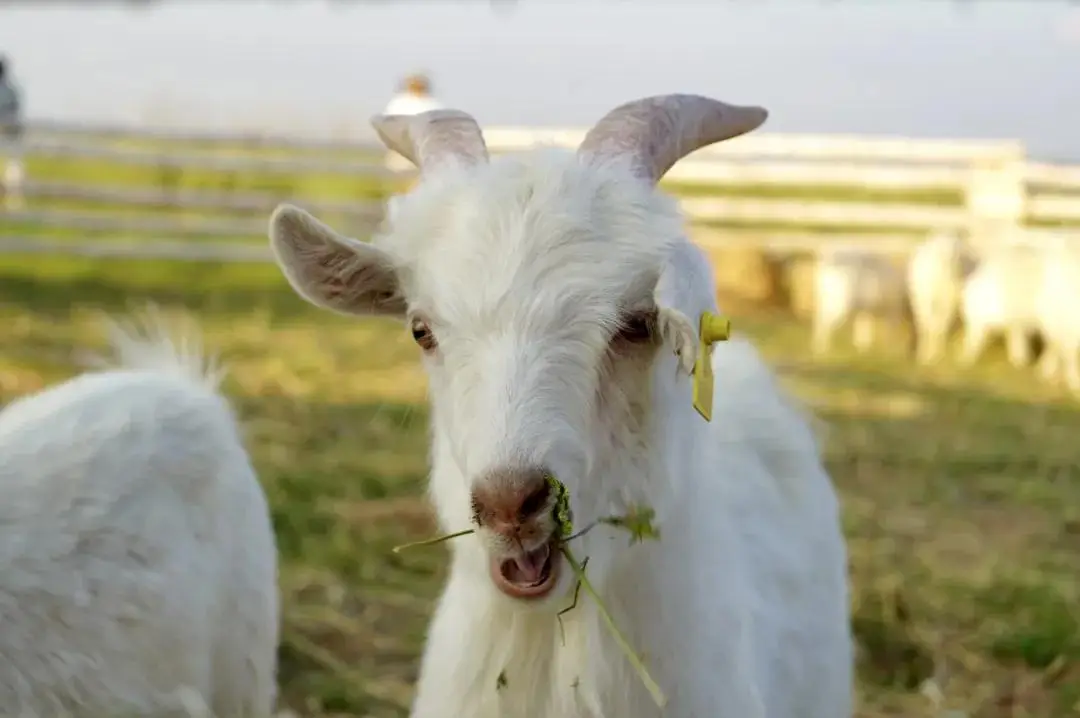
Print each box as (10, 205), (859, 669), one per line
(396, 152), (673, 324)
(415, 250), (654, 331)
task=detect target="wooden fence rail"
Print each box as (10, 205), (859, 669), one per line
(22, 181), (383, 224)
(24, 119), (383, 154)
(3, 119), (1080, 260)
(21, 138), (395, 178)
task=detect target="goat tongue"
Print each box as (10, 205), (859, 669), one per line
(507, 544), (551, 585)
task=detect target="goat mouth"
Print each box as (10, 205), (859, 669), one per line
(491, 541), (560, 599)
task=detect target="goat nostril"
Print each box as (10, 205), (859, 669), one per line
(517, 479), (552, 521)
(470, 466), (554, 530)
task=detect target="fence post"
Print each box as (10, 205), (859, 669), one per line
(964, 148), (1027, 245)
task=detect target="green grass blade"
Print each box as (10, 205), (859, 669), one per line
(391, 529), (475, 554)
(560, 547), (667, 709)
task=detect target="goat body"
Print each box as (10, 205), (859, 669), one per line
(906, 231), (978, 365)
(0, 312), (279, 717)
(960, 244), (1044, 367)
(1034, 242), (1080, 391)
(813, 247), (910, 355)
(270, 94), (852, 718)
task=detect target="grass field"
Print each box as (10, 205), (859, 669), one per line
(2, 253), (1080, 717)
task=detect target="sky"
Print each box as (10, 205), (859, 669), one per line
(2, 0), (1079, 159)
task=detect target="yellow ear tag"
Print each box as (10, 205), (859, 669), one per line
(691, 312), (731, 422)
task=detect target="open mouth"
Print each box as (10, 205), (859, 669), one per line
(490, 540), (560, 599)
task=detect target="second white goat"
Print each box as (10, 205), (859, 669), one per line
(1033, 241), (1080, 392)
(959, 242), (1045, 368)
(906, 230), (978, 365)
(812, 247), (911, 356)
(0, 312), (279, 717)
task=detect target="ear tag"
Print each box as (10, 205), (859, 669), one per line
(691, 312), (731, 422)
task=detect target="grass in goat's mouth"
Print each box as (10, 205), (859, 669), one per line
(392, 476), (667, 708)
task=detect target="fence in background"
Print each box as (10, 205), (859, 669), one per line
(3, 119), (1080, 261)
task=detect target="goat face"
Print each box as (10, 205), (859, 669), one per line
(269, 95), (767, 605)
(270, 160), (691, 605)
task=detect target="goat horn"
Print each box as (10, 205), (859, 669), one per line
(577, 94), (768, 184)
(371, 109), (489, 172)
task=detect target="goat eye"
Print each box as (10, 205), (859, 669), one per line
(615, 311), (656, 344)
(410, 319), (437, 351)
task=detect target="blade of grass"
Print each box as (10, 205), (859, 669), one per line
(560, 546), (667, 709)
(391, 528), (475, 554)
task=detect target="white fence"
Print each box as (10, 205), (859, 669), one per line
(2, 119), (1080, 260)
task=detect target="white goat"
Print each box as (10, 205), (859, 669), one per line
(269, 95), (852, 718)
(812, 246), (910, 356)
(906, 230), (978, 365)
(1033, 241), (1080, 392)
(959, 242), (1045, 367)
(0, 311), (279, 717)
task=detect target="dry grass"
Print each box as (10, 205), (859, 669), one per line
(2, 255), (1080, 717)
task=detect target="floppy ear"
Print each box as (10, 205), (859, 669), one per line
(268, 204), (407, 317)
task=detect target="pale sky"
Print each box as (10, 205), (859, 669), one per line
(2, 0), (1079, 159)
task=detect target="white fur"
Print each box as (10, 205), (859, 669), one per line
(1033, 241), (1080, 392)
(0, 310), (279, 717)
(270, 148), (852, 717)
(959, 243), (1045, 368)
(812, 247), (909, 356)
(906, 231), (978, 365)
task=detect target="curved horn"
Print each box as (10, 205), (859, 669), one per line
(577, 94), (768, 184)
(371, 109), (489, 172)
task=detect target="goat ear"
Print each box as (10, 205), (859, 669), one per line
(269, 204), (407, 317)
